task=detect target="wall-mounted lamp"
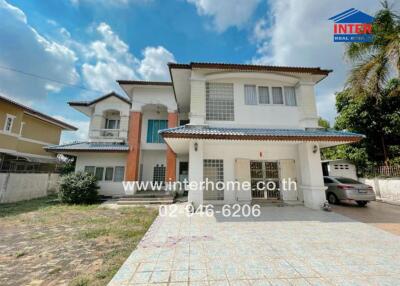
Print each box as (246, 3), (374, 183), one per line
(312, 144), (318, 154)
(194, 142), (198, 152)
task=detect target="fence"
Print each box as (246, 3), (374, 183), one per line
(0, 173), (60, 203)
(364, 165), (400, 178)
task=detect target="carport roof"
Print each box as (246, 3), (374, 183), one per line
(159, 126), (364, 142)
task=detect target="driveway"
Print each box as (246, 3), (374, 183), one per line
(109, 204), (400, 285)
(332, 201), (400, 236)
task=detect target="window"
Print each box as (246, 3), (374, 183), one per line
(95, 167), (104, 181)
(272, 87), (284, 104)
(153, 164), (166, 183)
(258, 86), (270, 104)
(206, 82), (234, 121)
(147, 120), (168, 143)
(105, 167), (114, 181)
(203, 159), (224, 200)
(336, 178), (361, 184)
(114, 166), (125, 182)
(3, 114), (15, 133)
(284, 87), (297, 106)
(84, 166), (95, 175)
(105, 119), (120, 129)
(244, 85), (257, 105)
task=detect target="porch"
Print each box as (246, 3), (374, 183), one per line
(160, 126), (364, 210)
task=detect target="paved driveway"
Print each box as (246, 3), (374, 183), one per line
(109, 204), (400, 286)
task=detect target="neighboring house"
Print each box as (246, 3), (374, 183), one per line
(322, 159), (358, 180)
(46, 62), (363, 209)
(0, 95), (77, 172)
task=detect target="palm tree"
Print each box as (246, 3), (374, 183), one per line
(345, 0), (400, 165)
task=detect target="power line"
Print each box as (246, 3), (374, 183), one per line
(0, 65), (104, 94)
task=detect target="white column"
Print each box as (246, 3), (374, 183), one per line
(297, 142), (327, 210)
(188, 140), (204, 207)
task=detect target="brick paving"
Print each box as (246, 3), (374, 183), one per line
(109, 204), (400, 285)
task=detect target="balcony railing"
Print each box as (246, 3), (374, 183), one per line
(89, 129), (128, 140)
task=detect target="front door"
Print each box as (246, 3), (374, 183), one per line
(250, 161), (280, 200)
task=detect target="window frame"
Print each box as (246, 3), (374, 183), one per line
(104, 167), (114, 181)
(84, 166), (96, 176)
(114, 166), (125, 182)
(242, 84), (297, 107)
(271, 86), (284, 105)
(244, 84), (258, 105)
(95, 167), (104, 181)
(3, 114), (16, 133)
(257, 86), (270, 105)
(283, 86), (297, 106)
(147, 119), (168, 143)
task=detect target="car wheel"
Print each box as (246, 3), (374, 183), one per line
(356, 201), (368, 207)
(327, 193), (338, 205)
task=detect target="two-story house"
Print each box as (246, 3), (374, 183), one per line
(46, 62), (363, 209)
(0, 95), (77, 172)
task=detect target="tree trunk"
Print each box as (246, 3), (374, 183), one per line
(381, 135), (389, 166)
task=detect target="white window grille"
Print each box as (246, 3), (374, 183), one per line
(206, 82), (234, 121)
(258, 86), (270, 104)
(272, 87), (284, 104)
(244, 85), (257, 105)
(203, 159), (224, 200)
(284, 86), (297, 106)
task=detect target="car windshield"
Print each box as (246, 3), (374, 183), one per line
(336, 178), (361, 184)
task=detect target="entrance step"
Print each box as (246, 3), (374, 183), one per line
(117, 192), (174, 205)
(251, 199), (285, 207)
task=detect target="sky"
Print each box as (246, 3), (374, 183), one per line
(0, 0), (388, 143)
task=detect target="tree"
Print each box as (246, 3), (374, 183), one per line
(322, 80), (400, 173)
(344, 1), (400, 165)
(318, 117), (330, 129)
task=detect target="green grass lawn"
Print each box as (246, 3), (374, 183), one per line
(0, 196), (158, 286)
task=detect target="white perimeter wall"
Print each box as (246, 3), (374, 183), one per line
(75, 153), (127, 196)
(0, 173), (60, 203)
(360, 178), (400, 203)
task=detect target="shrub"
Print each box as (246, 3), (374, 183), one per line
(59, 172), (99, 204)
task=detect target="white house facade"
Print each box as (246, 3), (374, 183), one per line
(46, 62), (363, 210)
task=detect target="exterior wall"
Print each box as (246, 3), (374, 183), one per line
(89, 96), (130, 141)
(131, 86), (177, 113)
(327, 161), (357, 180)
(360, 178), (400, 204)
(20, 113), (61, 145)
(0, 101), (62, 158)
(0, 173), (60, 203)
(141, 108), (168, 150)
(75, 152), (127, 196)
(140, 150), (166, 182)
(188, 71), (319, 129)
(203, 141), (301, 206)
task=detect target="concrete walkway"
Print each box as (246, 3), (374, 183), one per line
(109, 204), (400, 285)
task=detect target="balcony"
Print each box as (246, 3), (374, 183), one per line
(89, 128), (128, 142)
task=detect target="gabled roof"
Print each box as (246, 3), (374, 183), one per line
(44, 141), (130, 152)
(68, 92), (131, 107)
(116, 80), (172, 86)
(0, 94), (77, 130)
(168, 62), (332, 75)
(159, 126), (364, 142)
(329, 8), (374, 23)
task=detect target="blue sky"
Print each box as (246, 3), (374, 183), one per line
(0, 0), (385, 142)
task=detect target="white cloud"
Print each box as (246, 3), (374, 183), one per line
(0, 0), (79, 102)
(53, 115), (89, 143)
(80, 22), (174, 94)
(138, 46), (175, 81)
(252, 0), (381, 124)
(187, 0), (261, 32)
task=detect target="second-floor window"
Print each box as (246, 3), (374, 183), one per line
(206, 82), (234, 121)
(3, 114), (15, 133)
(147, 119), (167, 143)
(244, 85), (297, 106)
(105, 118), (120, 129)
